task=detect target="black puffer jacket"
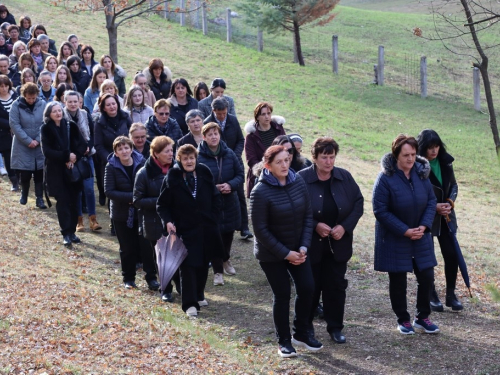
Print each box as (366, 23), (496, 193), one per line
(133, 156), (168, 241)
(204, 112), (245, 163)
(0, 91), (17, 151)
(94, 110), (132, 163)
(198, 140), (243, 233)
(145, 115), (183, 144)
(104, 150), (145, 222)
(70, 68), (92, 96)
(250, 168), (313, 262)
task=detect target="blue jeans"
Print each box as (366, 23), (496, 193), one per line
(76, 156), (96, 216)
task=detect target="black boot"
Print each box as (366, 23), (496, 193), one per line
(430, 287), (444, 312)
(9, 176), (19, 192)
(20, 181), (30, 205)
(446, 288), (463, 311)
(35, 182), (47, 209)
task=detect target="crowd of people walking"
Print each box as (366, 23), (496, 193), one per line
(0, 3), (466, 358)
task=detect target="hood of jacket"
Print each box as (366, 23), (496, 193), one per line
(381, 153), (430, 179)
(257, 167), (297, 186)
(197, 139), (230, 158)
(17, 96), (44, 111)
(107, 149), (144, 168)
(244, 115), (286, 135)
(142, 66), (172, 83)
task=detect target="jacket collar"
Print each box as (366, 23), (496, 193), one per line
(381, 153), (430, 179)
(300, 163), (344, 183)
(258, 167), (297, 186)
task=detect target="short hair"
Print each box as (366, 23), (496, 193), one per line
(90, 66), (107, 91)
(253, 102), (273, 122)
(63, 89), (79, 102)
(12, 41), (27, 56)
(43, 101), (62, 124)
(185, 109), (203, 124)
(100, 79), (118, 94)
(112, 136), (133, 152)
(211, 96), (229, 111)
(150, 135), (174, 156)
(20, 68), (35, 84)
(66, 55), (81, 69)
(80, 45), (95, 60)
(148, 58), (164, 75)
(416, 129), (447, 158)
(263, 145), (287, 165)
(392, 134), (419, 159)
(193, 81), (209, 101)
(0, 5), (8, 13)
(27, 39), (41, 51)
(154, 98), (170, 112)
(311, 137), (339, 160)
(170, 78), (192, 97)
(0, 53), (9, 64)
(36, 34), (49, 42)
(176, 144), (198, 162)
(210, 78), (226, 90)
(100, 54), (116, 74)
(0, 22), (9, 31)
(7, 25), (19, 33)
(129, 122), (147, 135)
(20, 82), (40, 97)
(201, 122), (221, 136)
(0, 74), (12, 90)
(124, 85), (145, 111)
(98, 92), (120, 113)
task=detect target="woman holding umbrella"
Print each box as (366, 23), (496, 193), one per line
(417, 129), (463, 311)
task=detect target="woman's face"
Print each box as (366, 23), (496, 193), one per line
(114, 143), (132, 164)
(0, 83), (9, 96)
(426, 145), (440, 161)
(69, 37), (78, 51)
(0, 36), (5, 46)
(50, 104), (63, 123)
(135, 76), (147, 90)
(22, 19), (30, 29)
(39, 75), (52, 89)
(23, 74), (34, 83)
(47, 58), (57, 72)
(21, 59), (31, 69)
(30, 45), (41, 55)
(155, 144), (174, 167)
(130, 129), (147, 149)
(39, 39), (49, 52)
(102, 57), (112, 70)
(187, 116), (203, 134)
(0, 59), (8, 74)
(153, 67), (162, 79)
(62, 44), (72, 57)
(180, 153), (196, 172)
(174, 83), (187, 98)
(103, 86), (115, 95)
(154, 106), (170, 125)
(34, 29), (44, 37)
(65, 94), (79, 112)
(82, 50), (92, 62)
(9, 29), (19, 40)
(266, 150), (290, 180)
(396, 144), (417, 172)
(103, 97), (118, 117)
(69, 60), (80, 73)
(293, 141), (303, 154)
(16, 45), (26, 57)
(198, 88), (207, 100)
(57, 68), (67, 82)
(211, 86), (224, 98)
(204, 128), (220, 149)
(131, 89), (143, 106)
(257, 106), (272, 127)
(315, 152), (336, 174)
(96, 73), (106, 86)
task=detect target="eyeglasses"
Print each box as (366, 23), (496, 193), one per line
(157, 112), (170, 116)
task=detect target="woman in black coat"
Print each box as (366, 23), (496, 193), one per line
(297, 137), (364, 344)
(40, 102), (87, 247)
(417, 129), (462, 312)
(104, 136), (159, 290)
(146, 58), (171, 101)
(133, 135), (179, 302)
(67, 55), (91, 96)
(197, 122), (244, 286)
(249, 145), (321, 358)
(168, 78), (198, 136)
(0, 74), (18, 190)
(157, 144), (222, 317)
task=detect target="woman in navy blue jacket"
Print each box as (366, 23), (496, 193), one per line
(372, 134), (438, 335)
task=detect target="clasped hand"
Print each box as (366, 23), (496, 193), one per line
(437, 203), (452, 216)
(285, 249), (307, 265)
(216, 183), (231, 194)
(316, 222), (345, 240)
(404, 225), (427, 240)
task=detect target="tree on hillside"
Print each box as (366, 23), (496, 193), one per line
(236, 0), (339, 66)
(430, 0), (500, 158)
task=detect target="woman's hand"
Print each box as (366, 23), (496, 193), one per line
(315, 222), (331, 238)
(285, 251), (306, 265)
(65, 161), (74, 169)
(330, 225), (345, 240)
(404, 226), (425, 240)
(216, 183), (231, 194)
(166, 222), (176, 234)
(28, 140), (38, 148)
(436, 203), (452, 216)
(84, 147), (89, 155)
(69, 153), (77, 163)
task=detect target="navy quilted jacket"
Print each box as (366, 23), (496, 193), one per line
(372, 154), (437, 272)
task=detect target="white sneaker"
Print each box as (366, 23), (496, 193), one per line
(214, 273), (224, 286)
(198, 299), (208, 307)
(223, 260), (236, 275)
(186, 306), (198, 316)
(0, 167), (7, 176)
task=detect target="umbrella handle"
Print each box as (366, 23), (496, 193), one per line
(445, 198), (455, 223)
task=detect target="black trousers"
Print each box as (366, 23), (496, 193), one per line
(179, 263), (209, 312)
(19, 168), (43, 184)
(114, 220), (157, 283)
(310, 253), (348, 333)
(94, 155), (105, 200)
(437, 218), (459, 291)
(260, 258), (315, 344)
(211, 231), (234, 274)
(388, 259), (434, 324)
(0, 147), (15, 177)
(54, 187), (79, 236)
(236, 184), (249, 231)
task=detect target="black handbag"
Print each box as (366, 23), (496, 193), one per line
(65, 122), (92, 183)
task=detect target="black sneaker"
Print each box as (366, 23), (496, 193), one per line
(278, 341), (297, 358)
(413, 318), (440, 334)
(292, 333), (323, 351)
(147, 279), (160, 291)
(240, 229), (254, 240)
(124, 281), (137, 289)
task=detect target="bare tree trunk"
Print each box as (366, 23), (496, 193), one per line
(104, 0), (118, 63)
(293, 20), (305, 66)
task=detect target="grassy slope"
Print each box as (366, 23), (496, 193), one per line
(1, 0), (500, 373)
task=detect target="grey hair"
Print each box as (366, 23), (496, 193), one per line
(63, 89), (80, 101)
(211, 96), (229, 111)
(185, 109), (204, 123)
(0, 53), (8, 63)
(43, 101), (63, 124)
(36, 34), (49, 42)
(0, 22), (9, 31)
(37, 70), (52, 84)
(0, 34), (5, 41)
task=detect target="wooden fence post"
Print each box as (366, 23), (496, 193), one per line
(377, 45), (384, 86)
(332, 35), (338, 74)
(420, 56), (427, 98)
(202, 2), (208, 35)
(473, 67), (481, 111)
(164, 0), (168, 18)
(257, 28), (263, 52)
(226, 8), (232, 43)
(180, 0), (185, 26)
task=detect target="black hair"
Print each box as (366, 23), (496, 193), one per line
(416, 129), (447, 158)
